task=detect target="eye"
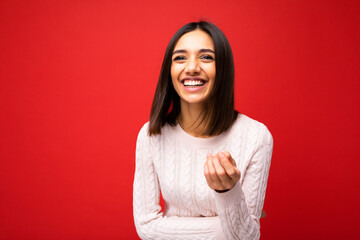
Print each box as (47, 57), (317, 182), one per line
(200, 55), (215, 61)
(173, 55), (186, 61)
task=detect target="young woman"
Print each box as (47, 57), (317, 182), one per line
(133, 21), (273, 240)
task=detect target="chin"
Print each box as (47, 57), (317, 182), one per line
(181, 97), (207, 105)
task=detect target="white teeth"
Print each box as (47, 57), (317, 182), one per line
(183, 80), (205, 87)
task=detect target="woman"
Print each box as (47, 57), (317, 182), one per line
(133, 21), (273, 240)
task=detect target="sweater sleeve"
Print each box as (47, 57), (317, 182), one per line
(133, 123), (225, 240)
(213, 125), (273, 240)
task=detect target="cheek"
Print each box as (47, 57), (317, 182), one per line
(170, 67), (177, 82)
(171, 65), (181, 79)
(171, 78), (178, 90)
(211, 62), (216, 78)
(204, 64), (216, 80)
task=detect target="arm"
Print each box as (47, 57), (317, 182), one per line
(205, 126), (273, 240)
(133, 124), (224, 240)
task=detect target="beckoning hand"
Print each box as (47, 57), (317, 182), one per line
(204, 152), (241, 193)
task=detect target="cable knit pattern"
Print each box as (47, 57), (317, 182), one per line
(133, 114), (273, 240)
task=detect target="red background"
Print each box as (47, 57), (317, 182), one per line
(1, 0), (359, 239)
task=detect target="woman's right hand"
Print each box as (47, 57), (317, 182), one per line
(204, 152), (241, 192)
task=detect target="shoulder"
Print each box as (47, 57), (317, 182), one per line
(231, 114), (273, 147)
(137, 122), (150, 138)
(136, 121), (167, 146)
(136, 122), (150, 144)
(136, 122), (150, 149)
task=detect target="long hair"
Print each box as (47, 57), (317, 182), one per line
(149, 21), (238, 136)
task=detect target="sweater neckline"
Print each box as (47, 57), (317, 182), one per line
(173, 121), (228, 149)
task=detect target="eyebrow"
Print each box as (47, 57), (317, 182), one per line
(172, 48), (215, 55)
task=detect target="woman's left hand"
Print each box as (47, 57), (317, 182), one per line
(204, 152), (241, 192)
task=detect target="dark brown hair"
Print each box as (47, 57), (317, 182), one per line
(149, 21), (238, 136)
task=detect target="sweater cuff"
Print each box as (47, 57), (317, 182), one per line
(213, 182), (244, 210)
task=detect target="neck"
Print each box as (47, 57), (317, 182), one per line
(177, 101), (209, 138)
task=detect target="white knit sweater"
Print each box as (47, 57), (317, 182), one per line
(133, 114), (273, 240)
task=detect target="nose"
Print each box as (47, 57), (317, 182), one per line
(185, 57), (200, 75)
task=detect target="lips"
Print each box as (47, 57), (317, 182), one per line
(181, 78), (207, 88)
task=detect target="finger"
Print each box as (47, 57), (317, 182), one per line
(212, 154), (230, 180)
(219, 152), (241, 181)
(212, 154), (233, 189)
(207, 155), (223, 189)
(224, 151), (236, 166)
(204, 155), (218, 190)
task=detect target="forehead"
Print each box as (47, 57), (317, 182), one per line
(174, 29), (214, 51)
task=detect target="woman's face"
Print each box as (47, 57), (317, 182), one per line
(171, 29), (216, 106)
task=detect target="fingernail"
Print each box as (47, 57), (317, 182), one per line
(219, 152), (225, 157)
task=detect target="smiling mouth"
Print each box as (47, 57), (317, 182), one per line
(182, 80), (206, 87)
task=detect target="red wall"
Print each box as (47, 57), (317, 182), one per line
(1, 0), (359, 239)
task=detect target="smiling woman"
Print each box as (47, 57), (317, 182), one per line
(171, 30), (216, 110)
(133, 21), (273, 240)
